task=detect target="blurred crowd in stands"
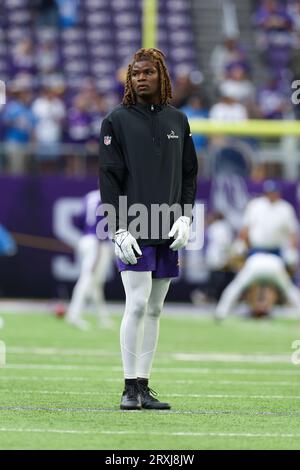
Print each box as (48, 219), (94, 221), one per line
(0, 0), (299, 175)
(210, 0), (300, 121)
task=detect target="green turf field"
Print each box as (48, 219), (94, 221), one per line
(0, 309), (299, 450)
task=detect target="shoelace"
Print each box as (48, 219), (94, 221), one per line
(139, 386), (158, 398)
(147, 387), (158, 397)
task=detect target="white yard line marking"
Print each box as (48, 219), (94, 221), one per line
(3, 364), (300, 375)
(174, 353), (291, 364)
(0, 427), (299, 438)
(166, 393), (300, 399)
(6, 347), (293, 364)
(7, 347), (119, 357)
(0, 376), (91, 382)
(4, 364), (121, 371)
(0, 389), (299, 400)
(0, 376), (298, 386)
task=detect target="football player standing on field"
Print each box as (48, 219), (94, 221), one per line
(99, 48), (198, 410)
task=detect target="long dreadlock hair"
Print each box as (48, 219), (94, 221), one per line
(122, 48), (172, 106)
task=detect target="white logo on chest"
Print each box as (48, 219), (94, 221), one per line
(104, 135), (112, 145)
(167, 130), (179, 139)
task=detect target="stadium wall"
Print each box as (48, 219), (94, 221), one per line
(0, 175), (300, 301)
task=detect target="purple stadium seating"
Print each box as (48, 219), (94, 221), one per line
(0, 0), (198, 94)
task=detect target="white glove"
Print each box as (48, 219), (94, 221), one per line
(168, 216), (191, 251)
(114, 229), (142, 264)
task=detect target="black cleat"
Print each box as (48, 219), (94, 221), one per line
(120, 383), (142, 410)
(138, 384), (171, 410)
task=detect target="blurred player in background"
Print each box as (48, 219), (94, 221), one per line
(0, 225), (17, 328)
(215, 252), (300, 319)
(215, 179), (300, 319)
(191, 211), (234, 305)
(0, 224), (17, 258)
(99, 48), (198, 410)
(239, 180), (299, 266)
(66, 190), (114, 330)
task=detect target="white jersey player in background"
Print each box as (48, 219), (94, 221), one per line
(66, 190), (114, 330)
(215, 252), (300, 319)
(216, 180), (300, 319)
(239, 179), (299, 262)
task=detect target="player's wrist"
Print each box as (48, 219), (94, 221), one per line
(180, 215), (191, 226)
(114, 229), (128, 240)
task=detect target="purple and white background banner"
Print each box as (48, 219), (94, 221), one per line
(1, 175), (300, 301)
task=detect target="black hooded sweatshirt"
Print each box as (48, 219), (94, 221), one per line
(99, 102), (198, 245)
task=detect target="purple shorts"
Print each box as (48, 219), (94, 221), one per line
(116, 244), (179, 278)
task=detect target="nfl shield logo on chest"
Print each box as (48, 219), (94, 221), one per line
(104, 135), (112, 146)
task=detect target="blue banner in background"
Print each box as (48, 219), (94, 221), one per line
(0, 175), (299, 301)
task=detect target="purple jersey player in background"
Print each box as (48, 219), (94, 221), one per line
(66, 189), (114, 330)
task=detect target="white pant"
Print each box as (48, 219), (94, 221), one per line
(67, 235), (113, 322)
(120, 271), (171, 379)
(216, 253), (300, 318)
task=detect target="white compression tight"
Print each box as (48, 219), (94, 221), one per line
(120, 271), (171, 379)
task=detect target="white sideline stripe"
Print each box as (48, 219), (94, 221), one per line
(4, 364), (300, 375)
(0, 427), (299, 438)
(0, 389), (299, 400)
(7, 347), (293, 364)
(0, 376), (298, 386)
(174, 353), (291, 364)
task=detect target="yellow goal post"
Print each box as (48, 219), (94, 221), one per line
(188, 119), (300, 137)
